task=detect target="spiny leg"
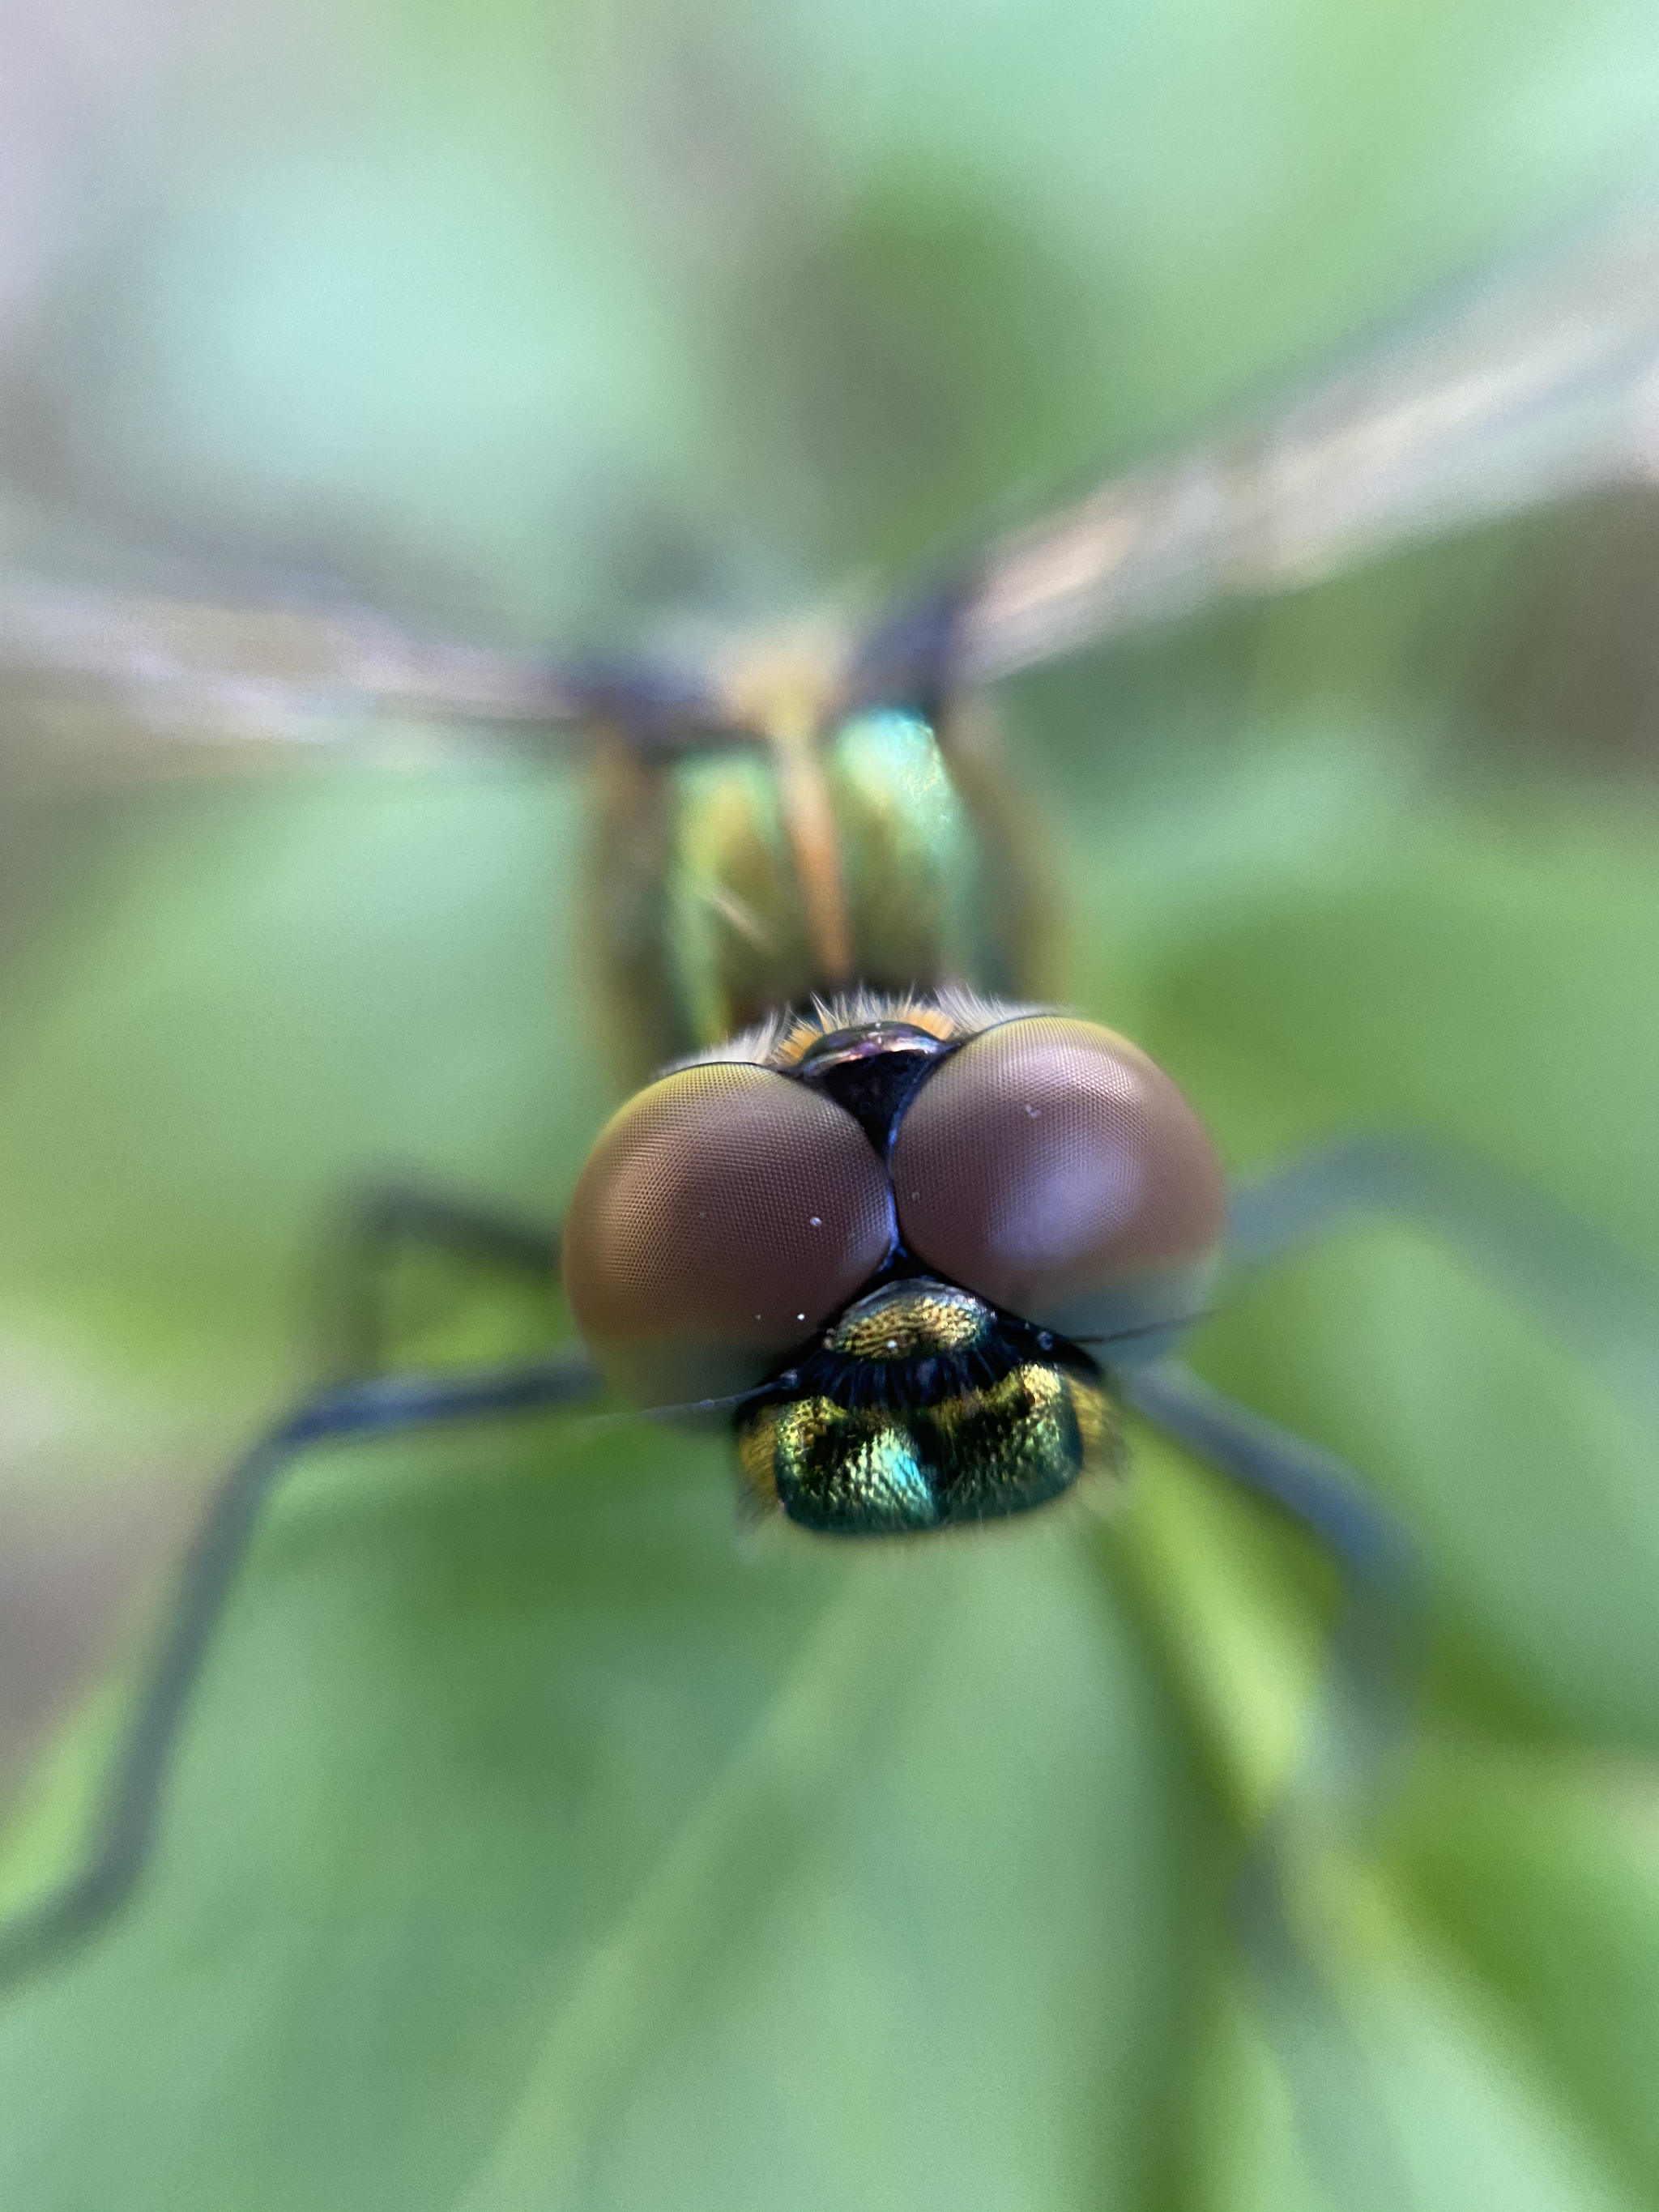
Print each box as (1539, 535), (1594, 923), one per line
(1123, 1137), (1659, 2198)
(1118, 1358), (1419, 2212)
(318, 1182), (563, 1382)
(0, 1349), (601, 1995)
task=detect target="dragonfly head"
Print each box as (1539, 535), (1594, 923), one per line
(561, 995), (1226, 1533)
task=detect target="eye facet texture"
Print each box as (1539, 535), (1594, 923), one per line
(562, 1062), (896, 1408)
(890, 1016), (1226, 1345)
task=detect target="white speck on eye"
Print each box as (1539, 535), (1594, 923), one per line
(796, 1311), (805, 1321)
(754, 1312), (762, 1322)
(808, 1215), (822, 1228)
(886, 1337), (898, 1352)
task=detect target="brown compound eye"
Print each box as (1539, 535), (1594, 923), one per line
(563, 1063), (896, 1409)
(890, 1016), (1226, 1347)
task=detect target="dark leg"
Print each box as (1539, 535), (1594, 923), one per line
(1186, 1135), (1658, 2191)
(1118, 1358), (1419, 2212)
(1208, 1128), (1658, 1829)
(1120, 1358), (1418, 1813)
(1227, 1134), (1659, 1422)
(318, 1183), (562, 1382)
(0, 1348), (601, 1995)
(1133, 1139), (1659, 2195)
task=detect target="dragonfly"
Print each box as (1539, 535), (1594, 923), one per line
(2, 177), (1658, 2127)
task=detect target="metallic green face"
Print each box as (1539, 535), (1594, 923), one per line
(736, 1279), (1118, 1536)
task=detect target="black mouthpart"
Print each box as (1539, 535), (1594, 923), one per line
(747, 1298), (1098, 1420)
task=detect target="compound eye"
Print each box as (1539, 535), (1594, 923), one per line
(563, 1063), (895, 1409)
(890, 1016), (1226, 1346)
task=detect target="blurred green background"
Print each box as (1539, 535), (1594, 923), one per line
(4, 2), (1659, 2208)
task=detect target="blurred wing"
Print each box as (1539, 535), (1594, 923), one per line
(0, 568), (591, 781)
(949, 191), (1659, 684)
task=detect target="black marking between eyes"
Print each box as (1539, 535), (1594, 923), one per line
(790, 1020), (961, 1161)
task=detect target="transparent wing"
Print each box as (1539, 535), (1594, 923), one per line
(947, 189), (1659, 685)
(0, 556), (595, 782)
(0, 531), (757, 786)
(20, 183), (1659, 761)
(1, 575), (585, 726)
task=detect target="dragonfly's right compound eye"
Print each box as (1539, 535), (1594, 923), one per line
(889, 1015), (1226, 1348)
(562, 1063), (898, 1409)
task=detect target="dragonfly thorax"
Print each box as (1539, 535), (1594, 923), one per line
(586, 698), (1047, 1079)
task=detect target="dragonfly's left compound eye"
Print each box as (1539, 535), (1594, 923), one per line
(563, 1063), (897, 1409)
(890, 1016), (1226, 1349)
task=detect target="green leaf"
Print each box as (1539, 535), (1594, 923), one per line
(0, 1426), (1219, 2211)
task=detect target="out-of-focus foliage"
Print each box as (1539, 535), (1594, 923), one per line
(2, 2), (1659, 2209)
